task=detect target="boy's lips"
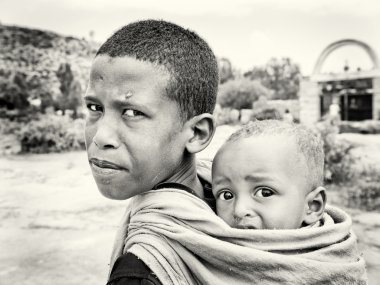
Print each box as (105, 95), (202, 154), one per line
(89, 158), (128, 175)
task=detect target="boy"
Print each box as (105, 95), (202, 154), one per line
(84, 20), (218, 284)
(212, 120), (326, 230)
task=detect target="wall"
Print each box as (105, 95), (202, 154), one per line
(299, 79), (320, 125)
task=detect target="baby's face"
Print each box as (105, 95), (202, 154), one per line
(212, 135), (310, 230)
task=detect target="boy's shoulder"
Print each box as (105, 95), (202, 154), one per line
(108, 159), (214, 285)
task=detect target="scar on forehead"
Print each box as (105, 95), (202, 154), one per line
(125, 91), (133, 98)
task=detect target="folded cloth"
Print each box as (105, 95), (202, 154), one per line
(110, 189), (367, 285)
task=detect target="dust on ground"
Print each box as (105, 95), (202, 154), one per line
(1, 125), (379, 284)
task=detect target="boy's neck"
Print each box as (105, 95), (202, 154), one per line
(163, 155), (205, 200)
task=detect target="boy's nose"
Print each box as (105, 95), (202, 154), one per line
(93, 119), (121, 150)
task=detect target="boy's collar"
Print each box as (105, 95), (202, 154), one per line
(152, 175), (215, 212)
(152, 182), (199, 197)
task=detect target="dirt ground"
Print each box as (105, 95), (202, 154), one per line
(1, 125), (379, 284)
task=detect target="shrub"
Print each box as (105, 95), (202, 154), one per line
(315, 121), (357, 184)
(217, 78), (271, 110)
(344, 179), (380, 211)
(17, 114), (85, 153)
(214, 107), (240, 126)
(251, 107), (282, 121)
(0, 118), (23, 155)
(0, 118), (23, 135)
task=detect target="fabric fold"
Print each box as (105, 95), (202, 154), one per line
(112, 189), (367, 285)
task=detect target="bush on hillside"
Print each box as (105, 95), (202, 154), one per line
(0, 114), (85, 154)
(315, 121), (357, 184)
(0, 24), (96, 120)
(251, 107), (282, 121)
(214, 107), (241, 126)
(217, 78), (271, 110)
(18, 114), (85, 153)
(344, 180), (380, 211)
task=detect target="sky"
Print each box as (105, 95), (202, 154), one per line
(1, 0), (380, 75)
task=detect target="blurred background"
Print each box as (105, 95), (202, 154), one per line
(0, 0), (379, 284)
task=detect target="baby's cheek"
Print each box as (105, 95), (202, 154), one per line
(216, 202), (232, 225)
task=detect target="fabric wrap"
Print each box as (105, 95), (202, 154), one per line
(110, 189), (367, 285)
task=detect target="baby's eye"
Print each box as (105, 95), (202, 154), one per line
(87, 103), (103, 112)
(255, 187), (274, 198)
(123, 109), (145, 118)
(218, 190), (234, 201)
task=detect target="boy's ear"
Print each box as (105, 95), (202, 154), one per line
(303, 186), (327, 225)
(184, 113), (215, 154)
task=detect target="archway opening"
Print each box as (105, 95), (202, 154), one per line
(320, 45), (374, 74)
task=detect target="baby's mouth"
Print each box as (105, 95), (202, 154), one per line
(235, 224), (257, 230)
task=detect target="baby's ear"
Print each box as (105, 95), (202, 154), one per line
(303, 186), (327, 225)
(184, 113), (215, 154)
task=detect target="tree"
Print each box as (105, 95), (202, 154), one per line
(244, 57), (301, 100)
(217, 78), (271, 110)
(56, 63), (82, 117)
(218, 57), (234, 84)
(0, 71), (30, 111)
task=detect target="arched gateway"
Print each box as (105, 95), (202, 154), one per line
(299, 39), (380, 125)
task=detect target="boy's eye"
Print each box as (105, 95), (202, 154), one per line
(123, 109), (144, 118)
(87, 103), (103, 112)
(255, 187), (274, 198)
(218, 190), (234, 201)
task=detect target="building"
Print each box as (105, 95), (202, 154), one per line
(299, 39), (380, 125)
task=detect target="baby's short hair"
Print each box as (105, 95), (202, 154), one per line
(227, 120), (324, 190)
(96, 19), (218, 121)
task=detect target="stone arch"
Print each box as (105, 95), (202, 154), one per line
(312, 39), (379, 75)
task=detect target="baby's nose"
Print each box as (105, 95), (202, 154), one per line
(233, 199), (254, 219)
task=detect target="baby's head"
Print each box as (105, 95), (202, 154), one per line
(212, 120), (326, 230)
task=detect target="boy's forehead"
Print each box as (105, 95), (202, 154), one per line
(89, 55), (171, 85)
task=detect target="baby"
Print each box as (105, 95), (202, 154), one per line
(118, 118), (367, 284)
(212, 119), (326, 230)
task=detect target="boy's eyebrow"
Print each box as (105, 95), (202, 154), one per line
(83, 94), (133, 104)
(83, 95), (99, 102)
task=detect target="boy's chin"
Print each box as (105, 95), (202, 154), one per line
(96, 182), (137, 200)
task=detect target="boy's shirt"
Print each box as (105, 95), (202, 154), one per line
(107, 159), (214, 285)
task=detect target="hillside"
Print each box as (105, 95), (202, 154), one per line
(0, 24), (98, 113)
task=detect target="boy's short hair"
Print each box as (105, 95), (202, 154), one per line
(227, 120), (324, 190)
(96, 19), (218, 121)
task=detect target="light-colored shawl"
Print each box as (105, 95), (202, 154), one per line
(110, 189), (367, 285)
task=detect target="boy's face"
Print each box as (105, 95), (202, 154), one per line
(84, 55), (188, 200)
(212, 135), (310, 229)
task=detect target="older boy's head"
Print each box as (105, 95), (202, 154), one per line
(85, 20), (217, 200)
(212, 120), (326, 229)
(96, 19), (218, 122)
